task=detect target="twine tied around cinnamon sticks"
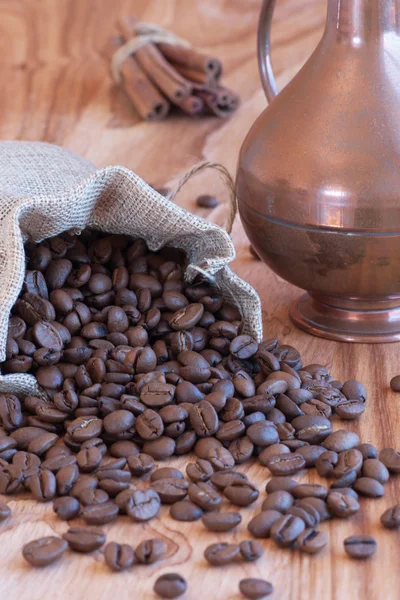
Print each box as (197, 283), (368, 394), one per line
(111, 22), (191, 85)
(104, 16), (239, 121)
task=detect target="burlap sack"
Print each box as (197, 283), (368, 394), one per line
(0, 141), (262, 397)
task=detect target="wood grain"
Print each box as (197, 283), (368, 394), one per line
(0, 1), (399, 599)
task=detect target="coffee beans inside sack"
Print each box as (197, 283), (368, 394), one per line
(0, 143), (399, 598)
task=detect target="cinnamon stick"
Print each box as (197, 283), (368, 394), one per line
(118, 17), (192, 103)
(104, 36), (169, 121)
(173, 65), (216, 87)
(198, 86), (239, 118)
(175, 95), (204, 116)
(157, 43), (222, 80)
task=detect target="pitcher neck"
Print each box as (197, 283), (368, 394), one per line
(325, 0), (400, 46)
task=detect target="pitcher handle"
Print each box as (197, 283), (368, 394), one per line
(258, 0), (279, 102)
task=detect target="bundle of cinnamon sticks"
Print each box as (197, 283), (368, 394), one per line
(105, 16), (239, 121)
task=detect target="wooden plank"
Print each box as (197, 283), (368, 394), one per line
(0, 1), (399, 599)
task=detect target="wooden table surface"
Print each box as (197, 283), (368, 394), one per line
(0, 1), (399, 599)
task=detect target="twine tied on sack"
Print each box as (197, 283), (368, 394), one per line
(111, 22), (191, 84)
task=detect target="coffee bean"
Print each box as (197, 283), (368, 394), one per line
(344, 535), (377, 559)
(239, 578), (273, 599)
(151, 478), (188, 504)
(81, 501), (119, 525)
(265, 476), (299, 494)
(327, 491), (360, 517)
(390, 375), (400, 391)
(196, 194), (218, 208)
(353, 477), (384, 498)
(28, 469), (56, 501)
(53, 496), (80, 520)
(247, 421), (279, 447)
(261, 490), (294, 512)
(188, 481), (222, 511)
(316, 450), (338, 477)
(380, 504), (400, 529)
(63, 526), (106, 552)
(66, 417), (102, 442)
(296, 444), (326, 467)
(79, 488), (109, 506)
(201, 511), (241, 532)
(142, 436), (176, 460)
(104, 542), (135, 571)
(207, 445), (235, 471)
(169, 303), (204, 331)
(127, 453), (154, 476)
(271, 514), (305, 547)
(333, 449), (363, 478)
(126, 489), (161, 521)
(358, 443), (378, 460)
(361, 458), (389, 483)
(190, 400), (218, 437)
(379, 447), (400, 473)
(240, 540), (263, 561)
(230, 335), (258, 359)
(266, 453), (306, 476)
(323, 430), (360, 452)
(0, 499), (11, 521)
(223, 482), (259, 506)
(297, 528), (328, 554)
(204, 542), (240, 565)
(293, 484), (328, 499)
(286, 505), (320, 528)
(341, 380), (367, 401)
(135, 538), (166, 564)
(153, 573), (187, 599)
(22, 536), (68, 566)
(295, 498), (330, 521)
(210, 470), (248, 489)
(151, 467), (183, 482)
(170, 500), (203, 522)
(186, 459), (213, 482)
(247, 510), (282, 538)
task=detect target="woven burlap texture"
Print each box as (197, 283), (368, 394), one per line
(0, 141), (262, 397)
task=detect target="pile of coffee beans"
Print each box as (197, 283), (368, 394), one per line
(0, 230), (399, 598)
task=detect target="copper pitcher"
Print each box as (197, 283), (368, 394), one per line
(237, 0), (400, 342)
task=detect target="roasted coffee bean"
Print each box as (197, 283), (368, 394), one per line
(295, 498), (330, 521)
(22, 536), (68, 567)
(207, 445), (235, 471)
(169, 303), (204, 331)
(286, 505), (320, 528)
(153, 573), (187, 599)
(66, 417), (102, 442)
(53, 496), (80, 520)
(151, 478), (188, 504)
(135, 538), (166, 564)
(258, 444), (290, 466)
(379, 447), (400, 473)
(380, 504), (400, 529)
(0, 500), (11, 521)
(190, 400), (218, 437)
(204, 542), (240, 566)
(223, 482), (259, 506)
(28, 469), (56, 501)
(196, 194), (218, 208)
(210, 470), (247, 490)
(228, 436), (254, 464)
(266, 453), (306, 475)
(270, 514), (305, 547)
(81, 502), (119, 525)
(296, 444), (326, 467)
(126, 489), (161, 521)
(262, 490), (294, 513)
(358, 443), (378, 460)
(265, 477), (298, 494)
(341, 379), (367, 401)
(353, 477), (384, 498)
(316, 450), (338, 477)
(327, 492), (360, 517)
(76, 446), (102, 472)
(344, 535), (377, 559)
(79, 488), (109, 506)
(150, 467), (183, 482)
(335, 399), (365, 420)
(69, 474), (98, 498)
(247, 510), (282, 538)
(63, 526), (106, 552)
(188, 481), (222, 511)
(170, 500), (203, 522)
(56, 464), (79, 495)
(297, 528), (328, 554)
(201, 511), (241, 532)
(390, 374), (400, 392)
(291, 415), (332, 443)
(361, 458), (389, 483)
(104, 542), (135, 571)
(239, 578), (273, 599)
(230, 335), (258, 359)
(186, 459), (213, 483)
(143, 436), (176, 460)
(247, 421), (279, 447)
(333, 449), (363, 478)
(240, 540), (263, 561)
(127, 453), (154, 476)
(323, 430), (360, 452)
